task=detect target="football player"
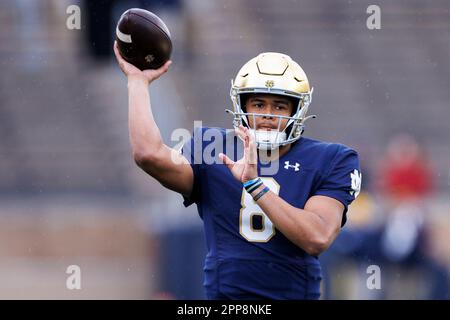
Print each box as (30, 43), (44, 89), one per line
(114, 42), (362, 300)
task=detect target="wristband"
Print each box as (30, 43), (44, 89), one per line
(246, 180), (263, 193)
(243, 177), (260, 188)
(244, 177), (262, 193)
(253, 186), (270, 201)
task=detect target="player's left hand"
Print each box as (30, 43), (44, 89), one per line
(219, 125), (258, 183)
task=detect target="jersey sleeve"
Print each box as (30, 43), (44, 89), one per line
(313, 145), (362, 226)
(180, 127), (204, 207)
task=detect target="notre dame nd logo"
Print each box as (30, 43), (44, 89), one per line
(145, 54), (155, 63)
(350, 169), (362, 198)
(265, 80), (274, 88)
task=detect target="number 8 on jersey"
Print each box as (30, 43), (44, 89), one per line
(239, 178), (280, 242)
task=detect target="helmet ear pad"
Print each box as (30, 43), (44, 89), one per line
(289, 97), (300, 117)
(238, 93), (251, 128)
(239, 93), (250, 113)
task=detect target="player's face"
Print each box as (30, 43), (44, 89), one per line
(245, 94), (294, 131)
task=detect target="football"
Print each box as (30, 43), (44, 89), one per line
(115, 8), (172, 70)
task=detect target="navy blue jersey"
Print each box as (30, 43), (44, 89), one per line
(181, 127), (361, 300)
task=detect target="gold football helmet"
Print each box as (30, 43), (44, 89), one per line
(228, 52), (315, 150)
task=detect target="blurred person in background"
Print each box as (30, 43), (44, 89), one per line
(322, 135), (449, 299)
(375, 133), (449, 299)
(377, 133), (433, 265)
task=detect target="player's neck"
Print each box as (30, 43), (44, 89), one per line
(258, 144), (291, 162)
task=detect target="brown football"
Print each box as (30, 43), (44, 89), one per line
(115, 8), (172, 70)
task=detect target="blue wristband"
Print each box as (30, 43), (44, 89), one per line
(243, 177), (260, 188)
(253, 186), (270, 201)
(244, 178), (263, 194)
(246, 180), (263, 193)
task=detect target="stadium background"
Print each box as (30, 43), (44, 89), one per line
(0, 0), (449, 299)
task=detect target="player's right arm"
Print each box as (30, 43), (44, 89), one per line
(114, 42), (194, 197)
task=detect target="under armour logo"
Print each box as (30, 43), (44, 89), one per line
(284, 161), (300, 171)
